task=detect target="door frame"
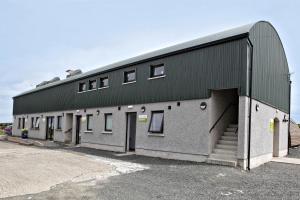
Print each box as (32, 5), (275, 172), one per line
(273, 118), (280, 157)
(125, 112), (137, 152)
(46, 116), (54, 140)
(75, 115), (82, 145)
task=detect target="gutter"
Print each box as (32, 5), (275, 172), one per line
(288, 80), (292, 153)
(247, 41), (254, 170)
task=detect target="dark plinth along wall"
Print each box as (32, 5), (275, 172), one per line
(13, 21), (290, 115)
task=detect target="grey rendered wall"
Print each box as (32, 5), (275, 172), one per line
(79, 99), (210, 156)
(13, 38), (248, 115)
(12, 114), (46, 140)
(13, 98), (212, 159)
(135, 99), (210, 156)
(237, 96), (288, 169)
(237, 96), (249, 160)
(79, 107), (126, 151)
(13, 112), (69, 142)
(250, 99), (288, 158)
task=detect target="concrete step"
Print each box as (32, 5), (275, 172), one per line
(214, 148), (237, 155)
(223, 132), (237, 136)
(229, 124), (238, 128)
(216, 144), (237, 150)
(218, 140), (238, 145)
(206, 158), (237, 167)
(209, 153), (237, 160)
(221, 136), (238, 141)
(226, 127), (238, 132)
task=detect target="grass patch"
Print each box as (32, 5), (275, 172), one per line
(0, 129), (5, 135)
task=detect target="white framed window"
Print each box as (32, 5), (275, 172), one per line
(105, 113), (112, 132)
(35, 117), (40, 129)
(22, 118), (25, 129)
(78, 82), (86, 92)
(57, 116), (62, 130)
(88, 80), (97, 90)
(150, 64), (165, 78)
(123, 70), (136, 83)
(87, 114), (93, 131)
(31, 117), (35, 129)
(18, 118), (21, 129)
(148, 111), (164, 133)
(100, 76), (109, 88)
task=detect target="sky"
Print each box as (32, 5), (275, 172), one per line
(0, 0), (299, 123)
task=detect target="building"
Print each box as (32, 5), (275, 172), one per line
(12, 21), (291, 169)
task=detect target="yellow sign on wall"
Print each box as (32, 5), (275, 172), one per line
(138, 115), (148, 122)
(269, 119), (274, 133)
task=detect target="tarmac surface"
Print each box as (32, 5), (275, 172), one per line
(1, 141), (300, 200)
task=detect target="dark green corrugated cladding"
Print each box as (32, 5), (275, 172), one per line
(12, 21), (290, 115)
(249, 22), (290, 112)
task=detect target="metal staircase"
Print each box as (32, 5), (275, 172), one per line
(207, 124), (238, 167)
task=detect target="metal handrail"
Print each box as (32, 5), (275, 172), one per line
(209, 102), (236, 133)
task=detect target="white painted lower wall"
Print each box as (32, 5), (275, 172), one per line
(237, 97), (289, 169)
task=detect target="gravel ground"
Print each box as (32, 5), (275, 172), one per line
(2, 145), (299, 200)
(288, 146), (300, 159)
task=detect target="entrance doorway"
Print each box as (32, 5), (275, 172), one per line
(65, 113), (73, 143)
(126, 112), (137, 151)
(75, 115), (82, 145)
(46, 117), (54, 140)
(273, 118), (280, 157)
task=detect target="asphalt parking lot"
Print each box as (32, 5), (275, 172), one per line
(1, 141), (300, 200)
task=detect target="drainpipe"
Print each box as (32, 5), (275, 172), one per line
(247, 41), (254, 171)
(288, 80), (292, 154)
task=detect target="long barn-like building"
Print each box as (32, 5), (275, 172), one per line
(12, 21), (291, 169)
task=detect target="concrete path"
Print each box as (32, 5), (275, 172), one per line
(0, 141), (148, 199)
(271, 157), (300, 165)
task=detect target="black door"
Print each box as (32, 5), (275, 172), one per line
(126, 113), (137, 151)
(75, 116), (82, 144)
(46, 117), (54, 140)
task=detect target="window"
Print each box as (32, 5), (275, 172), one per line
(22, 118), (25, 129)
(87, 114), (93, 131)
(18, 118), (21, 129)
(124, 70), (136, 83)
(57, 116), (62, 130)
(100, 77), (109, 88)
(149, 111), (164, 133)
(150, 64), (165, 78)
(88, 80), (97, 90)
(31, 117), (35, 129)
(105, 113), (112, 132)
(79, 82), (86, 92)
(35, 117), (40, 129)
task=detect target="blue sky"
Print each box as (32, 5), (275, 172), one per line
(0, 0), (299, 122)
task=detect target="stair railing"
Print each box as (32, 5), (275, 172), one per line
(209, 102), (236, 133)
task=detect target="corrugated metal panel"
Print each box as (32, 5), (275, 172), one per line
(14, 23), (254, 98)
(13, 38), (248, 115)
(249, 22), (290, 112)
